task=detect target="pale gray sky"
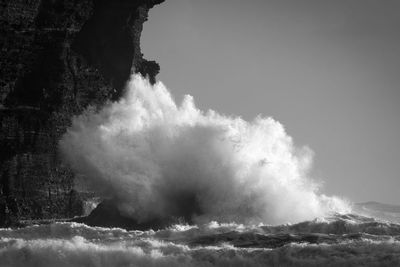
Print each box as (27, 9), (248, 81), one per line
(142, 0), (400, 205)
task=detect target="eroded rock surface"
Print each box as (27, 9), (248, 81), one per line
(0, 0), (163, 226)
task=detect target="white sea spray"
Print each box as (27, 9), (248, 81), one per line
(60, 75), (350, 225)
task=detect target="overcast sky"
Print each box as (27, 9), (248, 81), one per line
(142, 0), (400, 205)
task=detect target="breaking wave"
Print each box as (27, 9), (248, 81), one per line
(60, 75), (349, 225)
(1, 216), (400, 267)
(4, 76), (400, 266)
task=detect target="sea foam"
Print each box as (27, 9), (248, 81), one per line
(60, 75), (350, 225)
(1, 220), (400, 267)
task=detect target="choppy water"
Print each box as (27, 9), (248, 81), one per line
(3, 76), (400, 266)
(1, 213), (400, 267)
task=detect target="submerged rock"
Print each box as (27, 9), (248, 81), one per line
(73, 199), (173, 230)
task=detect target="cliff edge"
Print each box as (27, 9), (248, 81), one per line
(0, 0), (164, 226)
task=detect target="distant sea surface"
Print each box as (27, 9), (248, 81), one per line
(0, 202), (399, 267)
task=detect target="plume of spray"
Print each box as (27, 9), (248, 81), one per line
(60, 75), (350, 225)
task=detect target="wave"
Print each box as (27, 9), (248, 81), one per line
(1, 214), (400, 267)
(60, 75), (350, 226)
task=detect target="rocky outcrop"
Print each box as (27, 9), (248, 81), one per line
(72, 199), (173, 231)
(0, 0), (163, 226)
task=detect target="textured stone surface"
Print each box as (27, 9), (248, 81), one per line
(72, 199), (173, 231)
(0, 0), (163, 226)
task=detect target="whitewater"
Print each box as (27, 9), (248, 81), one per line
(1, 214), (400, 266)
(59, 75), (349, 225)
(1, 75), (400, 266)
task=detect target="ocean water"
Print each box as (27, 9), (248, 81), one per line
(3, 76), (399, 266)
(1, 212), (400, 267)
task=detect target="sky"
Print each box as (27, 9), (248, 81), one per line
(142, 0), (400, 205)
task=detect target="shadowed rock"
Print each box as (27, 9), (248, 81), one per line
(73, 199), (174, 230)
(0, 0), (164, 227)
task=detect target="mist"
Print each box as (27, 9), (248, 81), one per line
(60, 75), (350, 225)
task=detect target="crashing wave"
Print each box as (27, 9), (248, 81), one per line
(60, 75), (350, 226)
(1, 214), (400, 267)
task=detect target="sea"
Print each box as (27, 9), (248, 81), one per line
(2, 76), (399, 266)
(0, 202), (400, 267)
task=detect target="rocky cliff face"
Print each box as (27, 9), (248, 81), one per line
(0, 0), (163, 226)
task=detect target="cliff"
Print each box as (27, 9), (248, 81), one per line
(0, 0), (163, 226)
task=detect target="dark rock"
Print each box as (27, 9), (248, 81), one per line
(0, 0), (164, 227)
(74, 189), (203, 230)
(73, 199), (171, 231)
